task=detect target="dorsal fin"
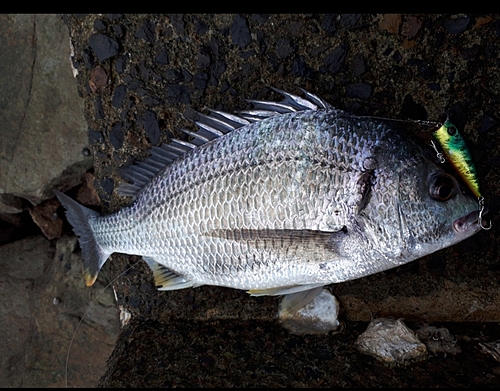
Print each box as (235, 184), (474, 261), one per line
(117, 87), (332, 198)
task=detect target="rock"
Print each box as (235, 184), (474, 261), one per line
(0, 235), (120, 387)
(443, 15), (471, 34)
(88, 33), (119, 61)
(89, 65), (108, 92)
(230, 15), (251, 49)
(346, 82), (372, 100)
(28, 197), (64, 240)
(356, 318), (428, 364)
(0, 14), (91, 213)
(279, 289), (340, 335)
(416, 325), (461, 356)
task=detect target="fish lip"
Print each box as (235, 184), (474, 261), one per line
(453, 209), (485, 234)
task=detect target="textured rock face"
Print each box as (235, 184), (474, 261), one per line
(0, 14), (91, 213)
(62, 13), (500, 387)
(0, 235), (119, 387)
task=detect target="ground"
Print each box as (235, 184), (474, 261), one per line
(59, 14), (500, 386)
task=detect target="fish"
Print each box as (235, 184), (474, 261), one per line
(55, 87), (483, 310)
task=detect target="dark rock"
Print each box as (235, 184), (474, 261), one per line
(392, 50), (403, 63)
(135, 20), (156, 43)
(155, 50), (169, 65)
(323, 43), (347, 74)
(105, 14), (122, 21)
(142, 96), (161, 108)
(82, 48), (95, 69)
(169, 14), (184, 35)
(291, 55), (311, 77)
(339, 14), (361, 28)
(94, 96), (104, 119)
(182, 69), (193, 82)
(165, 69), (182, 82)
(351, 53), (366, 77)
(111, 24), (124, 39)
(144, 110), (161, 145)
(115, 54), (128, 73)
(210, 62), (226, 84)
(88, 33), (119, 61)
(480, 114), (498, 133)
(109, 122), (124, 149)
(112, 84), (127, 108)
(443, 15), (471, 34)
(320, 14), (336, 34)
(346, 83), (372, 100)
(208, 37), (219, 56)
(194, 71), (208, 90)
(166, 84), (191, 105)
(88, 129), (104, 144)
(230, 15), (251, 49)
(193, 16), (209, 35)
(100, 177), (114, 195)
(276, 37), (294, 59)
(93, 18), (106, 32)
(196, 51), (211, 69)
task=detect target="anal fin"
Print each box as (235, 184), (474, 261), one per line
(143, 257), (195, 291)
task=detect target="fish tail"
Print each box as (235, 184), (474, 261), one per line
(54, 190), (110, 286)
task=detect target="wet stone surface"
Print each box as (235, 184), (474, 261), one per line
(60, 14), (500, 387)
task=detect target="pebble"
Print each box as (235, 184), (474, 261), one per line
(323, 44), (347, 74)
(346, 83), (371, 100)
(144, 110), (161, 145)
(443, 15), (471, 34)
(135, 21), (156, 43)
(230, 15), (251, 49)
(88, 33), (119, 62)
(109, 122), (124, 149)
(112, 84), (127, 108)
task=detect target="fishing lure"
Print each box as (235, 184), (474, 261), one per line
(431, 118), (491, 230)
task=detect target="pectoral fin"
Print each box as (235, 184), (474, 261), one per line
(247, 283), (325, 297)
(143, 257), (195, 291)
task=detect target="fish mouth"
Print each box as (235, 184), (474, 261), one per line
(453, 208), (487, 234)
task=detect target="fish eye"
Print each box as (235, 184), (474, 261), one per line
(429, 173), (457, 201)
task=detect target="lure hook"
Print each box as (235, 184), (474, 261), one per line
(478, 196), (492, 230)
(430, 140), (445, 164)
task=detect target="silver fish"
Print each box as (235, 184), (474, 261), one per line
(55, 88), (482, 309)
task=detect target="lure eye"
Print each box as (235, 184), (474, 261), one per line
(429, 173), (457, 201)
(447, 125), (457, 136)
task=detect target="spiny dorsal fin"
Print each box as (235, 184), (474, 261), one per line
(117, 87), (332, 198)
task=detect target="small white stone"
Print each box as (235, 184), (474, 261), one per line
(279, 289), (340, 335)
(119, 306), (131, 327)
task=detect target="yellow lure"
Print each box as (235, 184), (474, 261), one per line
(432, 119), (481, 199)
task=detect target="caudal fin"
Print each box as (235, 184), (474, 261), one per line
(54, 190), (111, 286)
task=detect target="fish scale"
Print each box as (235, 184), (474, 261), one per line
(55, 88), (481, 307)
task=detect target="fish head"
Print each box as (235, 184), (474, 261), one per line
(394, 157), (483, 261)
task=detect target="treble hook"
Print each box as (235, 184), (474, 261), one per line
(430, 140), (445, 164)
(478, 196), (492, 230)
